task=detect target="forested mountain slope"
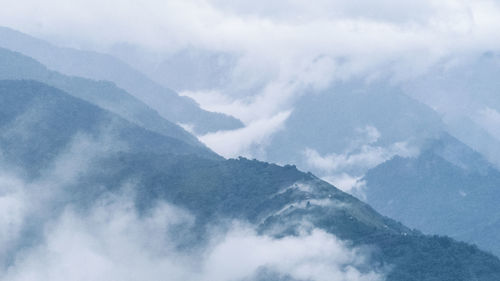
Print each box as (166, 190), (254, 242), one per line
(365, 133), (500, 256)
(1, 80), (499, 281)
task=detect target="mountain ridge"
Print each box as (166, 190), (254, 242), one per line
(0, 47), (215, 151)
(365, 133), (500, 256)
(0, 26), (243, 134)
(1, 79), (499, 280)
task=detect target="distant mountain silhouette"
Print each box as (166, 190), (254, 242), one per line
(0, 26), (243, 134)
(365, 133), (500, 256)
(1, 79), (499, 281)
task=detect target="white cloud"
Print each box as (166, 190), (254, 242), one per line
(3, 0), (500, 122)
(1, 194), (196, 281)
(203, 227), (382, 281)
(0, 70), (386, 281)
(303, 144), (410, 173)
(199, 110), (292, 158)
(303, 126), (418, 174)
(0, 121), (384, 281)
(0, 128), (129, 266)
(0, 174), (27, 260)
(473, 107), (500, 141)
(177, 122), (196, 135)
(2, 0), (500, 163)
(300, 126), (418, 198)
(181, 54), (337, 124)
(0, 175), (384, 281)
(323, 173), (367, 200)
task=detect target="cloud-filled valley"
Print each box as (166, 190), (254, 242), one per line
(0, 107), (382, 281)
(1, 188), (383, 281)
(2, 1), (500, 280)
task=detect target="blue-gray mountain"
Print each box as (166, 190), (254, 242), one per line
(405, 52), (500, 167)
(130, 47), (237, 93)
(0, 26), (243, 134)
(0, 47), (212, 150)
(265, 80), (444, 177)
(0, 80), (219, 178)
(1, 79), (500, 281)
(365, 133), (500, 257)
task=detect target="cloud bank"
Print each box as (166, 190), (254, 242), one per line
(2, 195), (383, 281)
(2, 0), (500, 160)
(198, 110), (291, 158)
(301, 126), (418, 196)
(473, 107), (500, 141)
(0, 125), (383, 281)
(0, 171), (383, 281)
(3, 0), (500, 115)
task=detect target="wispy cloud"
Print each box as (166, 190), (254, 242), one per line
(301, 126), (418, 196)
(0, 116), (383, 281)
(199, 110), (292, 158)
(302, 126), (417, 173)
(3, 0), (500, 119)
(322, 173), (367, 199)
(2, 0), (500, 163)
(473, 107), (500, 141)
(0, 171), (383, 281)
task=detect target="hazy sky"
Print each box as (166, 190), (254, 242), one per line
(2, 3), (500, 279)
(2, 0), (500, 164)
(2, 0), (500, 77)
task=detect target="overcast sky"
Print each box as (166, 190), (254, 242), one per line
(2, 0), (500, 72)
(3, 3), (500, 278)
(2, 0), (500, 159)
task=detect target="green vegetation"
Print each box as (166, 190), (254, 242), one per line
(2, 79), (500, 280)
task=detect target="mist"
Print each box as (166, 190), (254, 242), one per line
(2, 2), (500, 279)
(0, 168), (383, 281)
(3, 1), (500, 171)
(2, 197), (383, 281)
(0, 119), (383, 281)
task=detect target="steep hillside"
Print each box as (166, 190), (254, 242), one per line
(1, 80), (500, 281)
(0, 80), (218, 177)
(0, 47), (212, 150)
(365, 134), (500, 256)
(405, 53), (500, 167)
(0, 26), (243, 134)
(264, 81), (444, 186)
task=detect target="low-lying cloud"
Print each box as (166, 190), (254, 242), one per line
(199, 110), (292, 158)
(303, 143), (415, 173)
(2, 0), (500, 169)
(322, 173), (367, 200)
(302, 126), (418, 196)
(473, 107), (500, 141)
(2, 190), (384, 281)
(3, 0), (500, 122)
(303, 126), (418, 174)
(0, 125), (384, 281)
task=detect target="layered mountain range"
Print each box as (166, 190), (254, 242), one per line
(365, 133), (500, 256)
(2, 26), (500, 280)
(0, 26), (243, 135)
(1, 79), (500, 280)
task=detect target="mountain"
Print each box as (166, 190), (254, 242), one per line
(263, 80), (444, 188)
(0, 80), (218, 177)
(364, 133), (500, 256)
(2, 79), (500, 281)
(0, 47), (214, 150)
(116, 47), (237, 92)
(0, 26), (243, 134)
(404, 52), (500, 167)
